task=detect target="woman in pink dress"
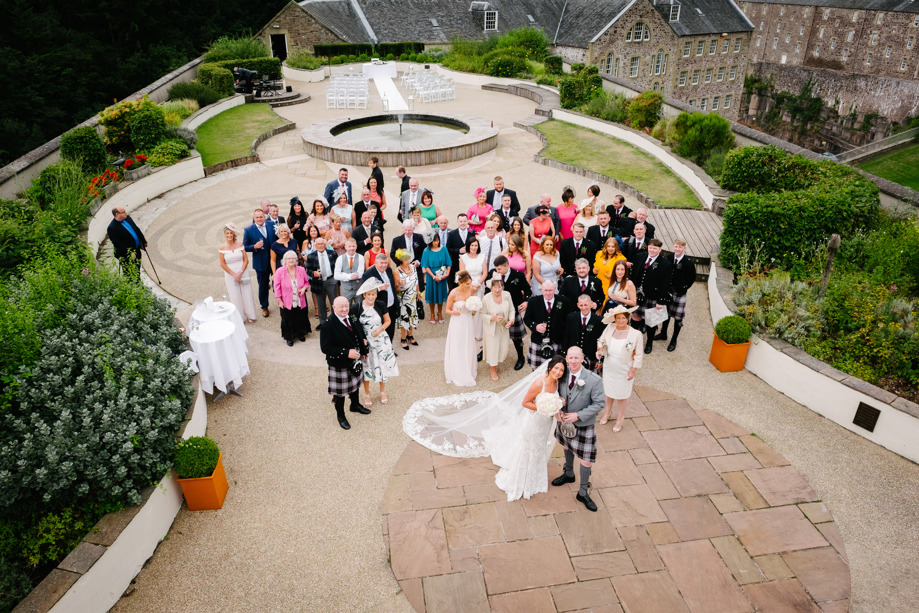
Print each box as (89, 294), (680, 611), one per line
(528, 205), (556, 255)
(501, 234), (531, 282)
(466, 187), (493, 234)
(443, 270), (478, 386)
(556, 186), (579, 240)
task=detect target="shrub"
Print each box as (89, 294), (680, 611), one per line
(313, 42), (374, 58)
(544, 55), (563, 74)
(714, 315), (752, 344)
(147, 139), (190, 167)
(128, 100), (168, 151)
(626, 90), (663, 129)
(492, 27), (550, 60)
(650, 117), (669, 141)
(733, 271), (822, 347)
(720, 145), (818, 193)
(197, 64), (235, 98)
(0, 199), (77, 276)
(559, 64), (603, 109)
(59, 126), (107, 174)
(207, 57), (283, 80)
(0, 554), (32, 613)
(329, 57), (342, 65)
(377, 42), (425, 57)
(166, 126), (198, 150)
(25, 160), (90, 228)
(670, 112), (734, 165)
(286, 49), (324, 70)
(535, 75), (559, 87)
(166, 81), (222, 108)
(160, 100), (198, 127)
(98, 98), (144, 151)
(173, 437), (221, 479)
(486, 54), (527, 78)
(384, 53), (395, 61)
(704, 147), (730, 183)
(581, 91), (629, 123)
(204, 35), (269, 62)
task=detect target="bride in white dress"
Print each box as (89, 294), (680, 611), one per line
(403, 355), (567, 501)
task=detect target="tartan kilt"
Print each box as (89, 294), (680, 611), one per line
(527, 340), (561, 370)
(328, 364), (362, 396)
(509, 316), (527, 341)
(633, 294), (657, 320)
(555, 423), (598, 464)
(667, 293), (688, 322)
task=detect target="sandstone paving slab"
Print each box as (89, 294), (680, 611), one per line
(633, 386), (678, 402)
(434, 457), (499, 488)
(384, 474), (413, 514)
(618, 525), (665, 572)
(643, 427), (726, 462)
(398, 578), (425, 613)
(449, 546), (481, 573)
(394, 442), (434, 474)
(743, 579), (822, 613)
(488, 587), (555, 613)
(782, 547), (851, 603)
(528, 514), (560, 538)
(555, 509), (624, 556)
(696, 408), (750, 438)
(710, 492), (745, 514)
(721, 471), (770, 510)
(521, 484), (581, 516)
(631, 415), (660, 431)
(598, 484), (668, 526)
(658, 540), (753, 613)
(725, 506), (828, 556)
(389, 509), (452, 580)
(753, 554), (796, 580)
(660, 496), (733, 541)
(739, 435), (790, 468)
(463, 481), (506, 504)
(624, 391), (651, 417)
(661, 458), (730, 497)
(636, 462), (681, 500)
(422, 571), (489, 613)
(628, 448), (658, 465)
(818, 600), (850, 613)
(596, 419), (649, 452)
(442, 503), (505, 549)
(708, 453), (762, 474)
(645, 521), (680, 545)
(551, 578), (618, 611)
(644, 398), (704, 429)
(798, 502), (834, 524)
(493, 500), (532, 542)
(718, 436), (749, 455)
(478, 535), (576, 594)
(612, 571), (691, 613)
(710, 535), (766, 585)
(412, 486), (467, 511)
(744, 466), (819, 506)
(570, 551), (637, 581)
(410, 471), (436, 491)
(590, 451), (645, 488)
(816, 522), (848, 563)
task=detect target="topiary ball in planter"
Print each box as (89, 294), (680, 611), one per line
(714, 315), (752, 345)
(174, 436), (220, 479)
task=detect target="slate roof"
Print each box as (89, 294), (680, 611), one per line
(653, 0), (755, 35)
(554, 0), (635, 47)
(297, 0), (368, 42)
(741, 0), (919, 12)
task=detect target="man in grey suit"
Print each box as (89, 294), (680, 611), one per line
(552, 346), (605, 512)
(398, 177), (423, 222)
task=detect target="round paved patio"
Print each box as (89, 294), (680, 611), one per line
(108, 75), (919, 613)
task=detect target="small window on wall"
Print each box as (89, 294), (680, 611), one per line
(914, 15), (919, 27)
(724, 94), (732, 108)
(757, 36), (762, 47)
(796, 42), (801, 52)
(729, 65), (737, 80)
(605, 53), (613, 74)
(630, 56), (640, 77)
(823, 9), (830, 20)
(614, 58), (619, 77)
(700, 98), (708, 110)
(717, 67), (725, 81)
(773, 37), (778, 49)
(710, 40), (717, 54)
(852, 11), (858, 22)
(871, 33), (878, 45)
(722, 39), (729, 53)
(885, 45), (892, 57)
(713, 96), (720, 110)
(734, 38), (742, 52)
(909, 36), (915, 50)
(814, 44), (821, 56)
(653, 82), (659, 91)
(842, 49), (849, 60)
(830, 37), (836, 49)
(689, 100), (695, 107)
(704, 68), (713, 83)
(653, 50), (664, 75)
(877, 13), (883, 25)
(670, 5), (680, 21)
(484, 11), (497, 31)
(683, 41), (692, 57)
(819, 27), (824, 39)
(804, 8), (809, 18)
(697, 41), (705, 55)
(866, 52), (872, 64)
(627, 22), (650, 42)
(800, 25), (805, 35)
(780, 5), (785, 16)
(777, 22), (782, 33)
(679, 71), (687, 86)
(847, 31), (854, 42)
(785, 34), (790, 43)
(901, 58), (908, 70)
(692, 69), (700, 84)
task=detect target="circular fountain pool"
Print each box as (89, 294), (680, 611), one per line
(301, 113), (498, 166)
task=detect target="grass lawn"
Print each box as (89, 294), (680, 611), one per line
(196, 104), (289, 166)
(855, 141), (919, 191)
(534, 120), (702, 209)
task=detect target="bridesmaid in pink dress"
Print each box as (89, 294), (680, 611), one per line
(466, 187), (494, 234)
(556, 186), (579, 240)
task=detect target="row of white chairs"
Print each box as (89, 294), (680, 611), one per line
(405, 74), (455, 103)
(326, 90), (368, 109)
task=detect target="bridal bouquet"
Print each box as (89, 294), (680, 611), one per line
(465, 295), (483, 315)
(435, 266), (448, 279)
(534, 392), (564, 417)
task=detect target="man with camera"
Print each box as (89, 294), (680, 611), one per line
(523, 280), (568, 370)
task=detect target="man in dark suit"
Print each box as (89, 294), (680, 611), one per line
(618, 207), (656, 240)
(559, 259), (604, 308)
(351, 210), (376, 256)
(655, 239), (697, 352)
(361, 252), (399, 340)
(323, 168), (352, 206)
(523, 193), (561, 234)
(368, 156), (384, 194)
(559, 223), (597, 277)
(606, 195), (632, 231)
(523, 280), (569, 370)
(487, 256), (532, 370)
(106, 206), (147, 281)
(486, 176), (520, 214)
(586, 210), (616, 249)
(622, 223), (649, 265)
(396, 166), (411, 194)
(353, 187), (374, 223)
(243, 208), (277, 317)
(446, 213), (476, 289)
(493, 194), (518, 232)
(305, 237), (339, 327)
(630, 238), (672, 354)
(320, 296), (371, 430)
(563, 295), (605, 369)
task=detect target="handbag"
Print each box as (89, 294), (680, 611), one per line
(644, 304), (669, 328)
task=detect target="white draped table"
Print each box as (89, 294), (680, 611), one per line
(362, 61), (397, 79)
(189, 301), (248, 351)
(189, 319), (250, 396)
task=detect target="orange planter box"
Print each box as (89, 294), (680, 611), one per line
(176, 454), (229, 510)
(709, 333), (751, 373)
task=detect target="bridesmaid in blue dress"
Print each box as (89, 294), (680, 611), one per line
(420, 233), (451, 324)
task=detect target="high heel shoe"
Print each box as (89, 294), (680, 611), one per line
(612, 422), (623, 433)
(597, 410), (611, 425)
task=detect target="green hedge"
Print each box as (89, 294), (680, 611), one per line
(378, 42), (425, 57)
(166, 81), (222, 108)
(670, 112), (735, 164)
(486, 54), (527, 78)
(314, 42), (374, 58)
(128, 100), (168, 151)
(626, 90), (663, 129)
(544, 55), (563, 74)
(559, 64), (603, 109)
(720, 145), (819, 193)
(197, 64), (234, 98)
(205, 57), (283, 80)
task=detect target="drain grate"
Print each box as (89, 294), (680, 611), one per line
(852, 402), (881, 432)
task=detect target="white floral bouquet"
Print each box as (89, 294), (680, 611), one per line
(435, 266), (448, 279)
(465, 295), (483, 314)
(535, 392), (564, 417)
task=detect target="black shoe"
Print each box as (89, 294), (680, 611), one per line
(551, 473), (576, 487)
(653, 331), (668, 341)
(299, 336), (306, 342)
(338, 417), (351, 430)
(644, 339), (653, 354)
(287, 340), (294, 347)
(667, 339), (678, 352)
(514, 356), (525, 371)
(576, 492), (598, 512)
(477, 350), (483, 362)
(350, 406), (372, 415)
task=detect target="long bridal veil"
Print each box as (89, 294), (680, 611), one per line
(402, 363), (553, 458)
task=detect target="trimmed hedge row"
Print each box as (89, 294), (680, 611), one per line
(313, 42), (425, 58)
(198, 64), (234, 97)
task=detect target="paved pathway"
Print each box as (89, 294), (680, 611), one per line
(385, 388), (850, 612)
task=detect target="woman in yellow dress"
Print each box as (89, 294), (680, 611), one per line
(593, 237), (626, 310)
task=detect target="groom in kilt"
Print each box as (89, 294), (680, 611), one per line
(320, 297), (371, 430)
(552, 346), (606, 512)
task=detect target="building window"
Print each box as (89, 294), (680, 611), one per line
(630, 56), (639, 77)
(654, 50), (664, 74)
(885, 45), (892, 57)
(780, 5), (785, 16)
(830, 37), (836, 49)
(653, 82), (659, 91)
(773, 37), (778, 49)
(852, 11), (858, 22)
(713, 96), (720, 110)
(908, 36), (915, 50)
(795, 42), (801, 52)
(877, 13), (883, 25)
(670, 5), (680, 21)
(842, 49), (849, 60)
(679, 71), (687, 86)
(725, 94), (732, 108)
(614, 58), (619, 77)
(823, 9), (830, 20)
(777, 22), (782, 33)
(762, 6), (768, 15)
(901, 58), (908, 70)
(804, 7), (809, 18)
(871, 33), (878, 45)
(700, 98), (708, 110)
(785, 34), (791, 43)
(819, 27), (824, 39)
(662, 54), (668, 74)
(627, 22), (650, 42)
(760, 21), (764, 30)
(729, 65), (737, 80)
(683, 41), (692, 57)
(710, 40), (717, 54)
(722, 39), (729, 53)
(800, 25), (805, 35)
(717, 66), (725, 81)
(604, 53), (613, 74)
(866, 52), (872, 65)
(692, 69), (700, 84)
(704, 68), (713, 83)
(697, 41), (705, 55)
(757, 36), (762, 47)
(914, 15), (919, 27)
(734, 38), (742, 52)
(484, 11), (497, 31)
(689, 100), (695, 107)
(847, 30), (854, 42)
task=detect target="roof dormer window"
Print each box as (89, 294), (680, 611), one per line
(626, 22), (650, 42)
(670, 3), (681, 21)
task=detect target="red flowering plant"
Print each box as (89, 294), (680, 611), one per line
(84, 169), (121, 201)
(123, 153), (148, 169)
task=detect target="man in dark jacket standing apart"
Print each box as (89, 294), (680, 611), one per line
(320, 297), (371, 430)
(655, 238), (696, 352)
(107, 206), (147, 281)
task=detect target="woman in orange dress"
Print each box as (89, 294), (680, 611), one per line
(367, 177), (387, 223)
(366, 232), (387, 267)
(593, 237), (626, 309)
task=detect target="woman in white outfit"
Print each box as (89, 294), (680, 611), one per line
(218, 222), (257, 322)
(459, 238), (486, 344)
(595, 305), (643, 432)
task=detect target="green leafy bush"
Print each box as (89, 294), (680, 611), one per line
(166, 81), (222, 108)
(559, 64), (603, 109)
(173, 437), (221, 479)
(714, 315), (752, 344)
(835, 214), (919, 294)
(0, 199), (77, 276)
(720, 145), (818, 193)
(197, 64), (235, 98)
(486, 54), (527, 78)
(286, 49), (324, 70)
(128, 100), (168, 151)
(166, 127), (198, 150)
(313, 42), (374, 57)
(23, 160), (90, 230)
(491, 27), (549, 60)
(626, 90), (663, 129)
(147, 139), (190, 167)
(544, 55), (563, 74)
(98, 98), (144, 151)
(581, 91), (629, 123)
(670, 112), (735, 165)
(329, 57), (342, 65)
(535, 75), (559, 87)
(377, 42), (425, 57)
(204, 35), (269, 62)
(161, 99), (199, 127)
(60, 126), (107, 174)
(704, 147), (730, 183)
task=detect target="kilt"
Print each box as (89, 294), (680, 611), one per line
(527, 340), (561, 370)
(555, 422), (597, 464)
(633, 295), (657, 320)
(667, 292), (687, 322)
(327, 364), (362, 397)
(509, 316), (527, 341)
